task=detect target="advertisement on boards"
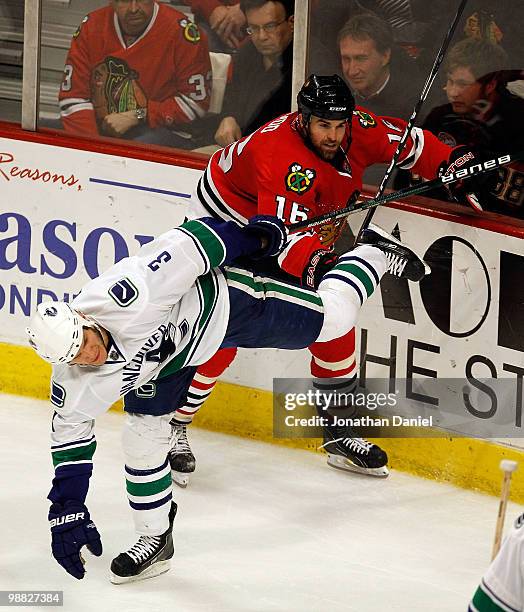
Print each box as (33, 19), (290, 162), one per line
(0, 137), (197, 343)
(347, 207), (524, 441)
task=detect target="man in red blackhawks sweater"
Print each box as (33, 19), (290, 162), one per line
(59, 0), (212, 148)
(152, 75), (476, 481)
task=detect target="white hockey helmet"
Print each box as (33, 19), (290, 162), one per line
(25, 302), (94, 364)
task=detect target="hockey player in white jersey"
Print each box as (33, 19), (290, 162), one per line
(469, 512), (524, 611)
(26, 214), (430, 584)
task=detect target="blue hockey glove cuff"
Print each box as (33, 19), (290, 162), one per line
(243, 215), (288, 259)
(49, 500), (102, 580)
(189, 217), (286, 264)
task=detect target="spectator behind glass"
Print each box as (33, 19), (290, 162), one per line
(312, 1), (443, 69)
(421, 39), (524, 217)
(185, 0), (247, 51)
(189, 0), (294, 148)
(337, 12), (422, 119)
(59, 0), (212, 149)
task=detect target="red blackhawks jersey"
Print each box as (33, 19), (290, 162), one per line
(59, 3), (211, 136)
(195, 109), (453, 277)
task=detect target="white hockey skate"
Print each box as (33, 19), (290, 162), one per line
(359, 223), (431, 281)
(168, 423), (195, 488)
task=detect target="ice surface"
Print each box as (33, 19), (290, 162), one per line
(0, 394), (517, 612)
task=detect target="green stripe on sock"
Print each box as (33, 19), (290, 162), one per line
(181, 220), (226, 267)
(471, 585), (508, 611)
(333, 263), (375, 297)
(126, 472), (172, 497)
(226, 270), (322, 307)
(52, 440), (97, 467)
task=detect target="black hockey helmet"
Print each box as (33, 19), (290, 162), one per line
(297, 74), (355, 123)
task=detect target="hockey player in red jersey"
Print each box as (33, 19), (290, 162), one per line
(58, 0), (212, 147)
(167, 74), (472, 483)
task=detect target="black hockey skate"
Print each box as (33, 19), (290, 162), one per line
(358, 223), (431, 281)
(110, 502), (177, 584)
(168, 423), (196, 488)
(320, 421), (389, 478)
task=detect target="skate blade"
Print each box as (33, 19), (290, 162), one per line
(171, 470), (190, 488)
(326, 454), (389, 478)
(110, 560), (171, 585)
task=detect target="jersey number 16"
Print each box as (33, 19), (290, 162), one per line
(275, 195), (309, 223)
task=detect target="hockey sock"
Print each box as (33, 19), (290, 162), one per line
(125, 458), (173, 536)
(322, 246), (386, 308)
(315, 245), (386, 344)
(173, 347), (237, 423)
(313, 376), (359, 426)
(309, 327), (357, 378)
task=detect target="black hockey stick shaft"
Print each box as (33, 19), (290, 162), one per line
(289, 151), (519, 233)
(354, 0), (469, 242)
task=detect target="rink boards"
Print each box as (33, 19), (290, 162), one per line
(1, 126), (524, 500)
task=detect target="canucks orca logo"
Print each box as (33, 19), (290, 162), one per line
(108, 278), (139, 307)
(515, 513), (524, 529)
(285, 163), (316, 195)
(354, 110), (376, 128)
(179, 18), (201, 43)
(45, 306), (58, 317)
(135, 383), (157, 399)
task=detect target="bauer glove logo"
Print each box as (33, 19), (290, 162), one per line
(49, 511), (85, 528)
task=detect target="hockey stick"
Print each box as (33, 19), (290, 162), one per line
(289, 151), (519, 233)
(354, 0), (470, 242)
(491, 460), (518, 561)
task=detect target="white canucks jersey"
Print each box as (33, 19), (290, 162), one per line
(469, 514), (524, 611)
(49, 221), (229, 452)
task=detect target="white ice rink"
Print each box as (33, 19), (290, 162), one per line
(1, 393), (519, 612)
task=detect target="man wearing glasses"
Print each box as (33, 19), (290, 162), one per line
(420, 38), (524, 217)
(213, 0), (295, 146)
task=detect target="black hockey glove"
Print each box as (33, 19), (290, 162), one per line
(49, 500), (102, 579)
(243, 215), (288, 259)
(302, 250), (339, 289)
(442, 146), (498, 212)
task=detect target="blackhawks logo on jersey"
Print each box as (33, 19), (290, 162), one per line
(90, 56), (147, 120)
(179, 18), (201, 43)
(285, 163), (316, 194)
(354, 110), (376, 129)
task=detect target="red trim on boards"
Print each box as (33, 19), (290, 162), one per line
(0, 121), (209, 170)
